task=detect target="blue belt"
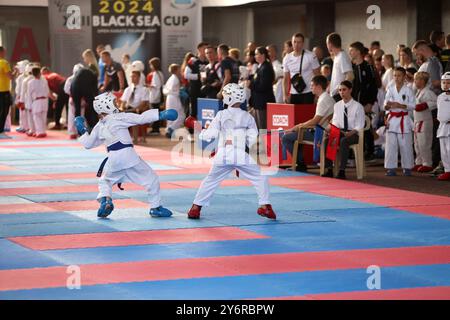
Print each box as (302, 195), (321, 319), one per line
(106, 141), (133, 152)
(96, 142), (133, 189)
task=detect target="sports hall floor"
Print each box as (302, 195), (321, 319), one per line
(0, 128), (449, 300)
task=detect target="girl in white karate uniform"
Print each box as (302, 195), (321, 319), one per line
(75, 92), (178, 218)
(413, 71), (437, 173)
(384, 67), (416, 176)
(187, 83), (276, 220)
(163, 64), (185, 138)
(436, 72), (450, 181)
(27, 67), (50, 138)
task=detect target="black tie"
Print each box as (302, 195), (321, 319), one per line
(343, 105), (348, 131)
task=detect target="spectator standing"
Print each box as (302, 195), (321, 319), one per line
(0, 46), (12, 137)
(283, 33), (320, 104)
(267, 44), (284, 103)
(217, 44), (240, 99)
(248, 46), (275, 129)
(82, 49), (100, 79)
(41, 67), (68, 130)
(100, 50), (127, 94)
(147, 57), (165, 135)
(326, 33), (354, 101)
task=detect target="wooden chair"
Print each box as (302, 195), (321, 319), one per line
(291, 115), (332, 171)
(319, 116), (370, 180)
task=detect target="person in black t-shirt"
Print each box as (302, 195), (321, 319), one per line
(349, 41), (378, 160)
(217, 44), (240, 99)
(100, 51), (127, 94)
(201, 45), (221, 99)
(184, 42), (209, 117)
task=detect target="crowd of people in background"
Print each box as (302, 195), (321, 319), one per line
(0, 29), (449, 180)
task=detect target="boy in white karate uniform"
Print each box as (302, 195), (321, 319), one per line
(27, 67), (50, 138)
(20, 63), (35, 136)
(413, 71), (437, 173)
(74, 92), (178, 218)
(187, 83), (276, 220)
(14, 60), (29, 133)
(65, 64), (84, 139)
(384, 67), (416, 176)
(163, 64), (185, 138)
(436, 72), (450, 181)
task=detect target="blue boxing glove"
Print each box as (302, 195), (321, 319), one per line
(74, 116), (87, 136)
(159, 109), (178, 121)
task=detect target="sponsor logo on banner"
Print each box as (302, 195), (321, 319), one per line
(171, 0), (196, 9)
(272, 114), (289, 127)
(202, 109), (215, 120)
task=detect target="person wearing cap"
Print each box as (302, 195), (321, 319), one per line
(436, 72), (450, 180)
(73, 91), (178, 218)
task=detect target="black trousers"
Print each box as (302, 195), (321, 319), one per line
(54, 81), (69, 125)
(324, 132), (359, 170)
(150, 102), (162, 133)
(0, 91), (12, 133)
(289, 92), (314, 104)
(72, 91), (98, 129)
(364, 113), (374, 157)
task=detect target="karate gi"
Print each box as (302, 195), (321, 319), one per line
(20, 74), (34, 134)
(163, 74), (185, 132)
(414, 87), (437, 167)
(15, 73), (29, 131)
(437, 93), (450, 173)
(384, 84), (415, 169)
(193, 107), (270, 207)
(27, 77), (49, 135)
(78, 109), (162, 207)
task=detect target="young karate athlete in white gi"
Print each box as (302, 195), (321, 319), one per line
(187, 83), (276, 220)
(19, 63), (35, 136)
(74, 92), (178, 218)
(14, 60), (29, 133)
(27, 67), (50, 138)
(413, 71), (437, 173)
(436, 72), (450, 181)
(384, 67), (416, 176)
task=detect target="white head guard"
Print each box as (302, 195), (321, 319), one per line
(222, 83), (245, 107)
(93, 92), (119, 115)
(442, 72), (450, 92)
(131, 60), (145, 72)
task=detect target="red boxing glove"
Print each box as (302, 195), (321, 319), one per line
(415, 102), (428, 112)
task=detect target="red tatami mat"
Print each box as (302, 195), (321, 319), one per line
(8, 226), (269, 250)
(0, 245), (448, 291)
(392, 205), (450, 220)
(258, 286), (450, 300)
(0, 199), (148, 215)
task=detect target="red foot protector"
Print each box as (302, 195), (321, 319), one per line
(8, 226), (269, 250)
(0, 245), (448, 291)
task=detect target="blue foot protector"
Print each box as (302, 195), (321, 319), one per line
(97, 197), (114, 218)
(149, 206), (173, 218)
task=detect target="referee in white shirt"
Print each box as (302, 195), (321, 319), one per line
(323, 80), (365, 179)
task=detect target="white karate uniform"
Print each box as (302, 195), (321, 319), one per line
(272, 60), (284, 103)
(193, 107), (270, 207)
(78, 109), (162, 207)
(384, 84), (415, 169)
(20, 75), (34, 134)
(414, 87), (437, 167)
(163, 74), (185, 132)
(437, 93), (450, 173)
(27, 77), (49, 135)
(15, 73), (29, 131)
